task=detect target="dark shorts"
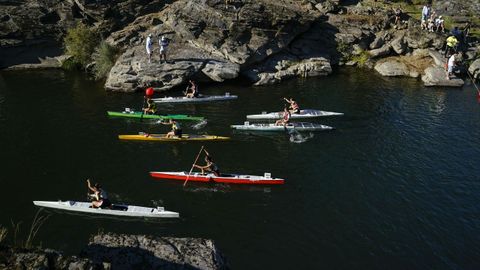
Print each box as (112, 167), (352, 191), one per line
(100, 199), (111, 208)
(174, 129), (182, 138)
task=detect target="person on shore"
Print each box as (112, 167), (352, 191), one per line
(159, 35), (169, 63)
(185, 80), (199, 98)
(393, 7), (402, 26)
(446, 53), (456, 80)
(463, 22), (471, 44)
(194, 149), (220, 176)
(421, 4), (431, 30)
(275, 106), (291, 126)
(143, 98), (157, 114)
(435, 16), (445, 33)
(163, 119), (182, 138)
(284, 97), (300, 114)
(146, 34), (153, 63)
(444, 35), (458, 58)
(86, 179), (111, 209)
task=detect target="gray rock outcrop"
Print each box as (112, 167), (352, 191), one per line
(422, 66), (464, 87)
(82, 233), (228, 270)
(0, 233), (227, 270)
(469, 59), (480, 79)
(374, 60), (410, 77)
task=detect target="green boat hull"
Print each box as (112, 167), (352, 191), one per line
(107, 111), (204, 121)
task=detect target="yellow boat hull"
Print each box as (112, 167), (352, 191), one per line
(118, 134), (230, 142)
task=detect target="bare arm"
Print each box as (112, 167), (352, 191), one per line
(86, 179), (95, 192)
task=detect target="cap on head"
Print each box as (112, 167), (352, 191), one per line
(439, 15), (442, 18)
(161, 36), (166, 40)
(148, 33), (152, 37)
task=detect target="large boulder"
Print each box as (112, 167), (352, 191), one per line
(374, 60), (411, 77)
(368, 44), (391, 58)
(422, 66), (464, 87)
(468, 59), (480, 79)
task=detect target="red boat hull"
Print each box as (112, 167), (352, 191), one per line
(149, 172), (285, 185)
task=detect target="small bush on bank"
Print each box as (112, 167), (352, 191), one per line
(64, 22), (98, 69)
(92, 41), (118, 80)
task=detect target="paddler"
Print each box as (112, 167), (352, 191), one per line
(86, 179), (111, 209)
(194, 149), (220, 176)
(284, 97), (300, 114)
(185, 80), (199, 98)
(162, 119), (182, 138)
(275, 106), (291, 126)
(143, 98), (157, 114)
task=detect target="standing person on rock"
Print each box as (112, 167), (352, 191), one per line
(146, 34), (153, 63)
(159, 35), (170, 63)
(444, 35), (458, 58)
(421, 4), (430, 30)
(446, 53), (456, 80)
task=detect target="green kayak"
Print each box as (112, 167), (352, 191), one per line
(107, 111), (204, 121)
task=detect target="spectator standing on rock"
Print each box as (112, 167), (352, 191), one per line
(435, 16), (445, 33)
(446, 53), (456, 80)
(146, 34), (153, 63)
(421, 4), (431, 30)
(444, 35), (458, 58)
(393, 7), (402, 27)
(159, 35), (169, 63)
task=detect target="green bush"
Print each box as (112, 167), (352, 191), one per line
(64, 22), (98, 68)
(92, 41), (118, 80)
(351, 50), (371, 67)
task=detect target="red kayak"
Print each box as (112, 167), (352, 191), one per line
(150, 171), (285, 185)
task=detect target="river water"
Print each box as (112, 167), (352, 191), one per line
(0, 69), (479, 269)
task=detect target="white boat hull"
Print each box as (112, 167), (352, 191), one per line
(152, 94), (237, 104)
(231, 122), (333, 131)
(33, 201), (179, 218)
(246, 109), (344, 120)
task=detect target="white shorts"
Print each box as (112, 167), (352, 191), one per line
(146, 46), (152, 55)
(160, 47), (167, 54)
(447, 65), (453, 73)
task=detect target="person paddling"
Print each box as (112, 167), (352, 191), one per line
(86, 179), (111, 209)
(194, 149), (220, 176)
(143, 98), (157, 114)
(185, 80), (199, 98)
(284, 97), (300, 114)
(162, 119), (182, 138)
(275, 106), (291, 126)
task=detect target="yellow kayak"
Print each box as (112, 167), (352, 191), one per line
(118, 133), (230, 142)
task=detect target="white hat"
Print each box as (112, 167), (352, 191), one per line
(148, 33), (152, 37)
(161, 36), (166, 40)
(439, 15), (442, 18)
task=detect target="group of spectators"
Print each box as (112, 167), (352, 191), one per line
(421, 4), (445, 33)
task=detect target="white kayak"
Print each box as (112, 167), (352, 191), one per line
(152, 93), (237, 104)
(246, 109), (344, 120)
(33, 201), (179, 218)
(231, 122), (334, 131)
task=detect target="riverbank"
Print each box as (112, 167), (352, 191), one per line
(1, 0), (479, 91)
(0, 232), (227, 270)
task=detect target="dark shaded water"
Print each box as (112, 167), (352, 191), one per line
(0, 69), (479, 269)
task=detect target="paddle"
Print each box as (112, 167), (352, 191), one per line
(140, 96), (146, 121)
(183, 145), (205, 187)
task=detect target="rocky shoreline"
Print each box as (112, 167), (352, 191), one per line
(0, 233), (228, 270)
(1, 0), (479, 91)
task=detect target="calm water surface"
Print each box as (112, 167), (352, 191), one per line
(0, 69), (479, 269)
